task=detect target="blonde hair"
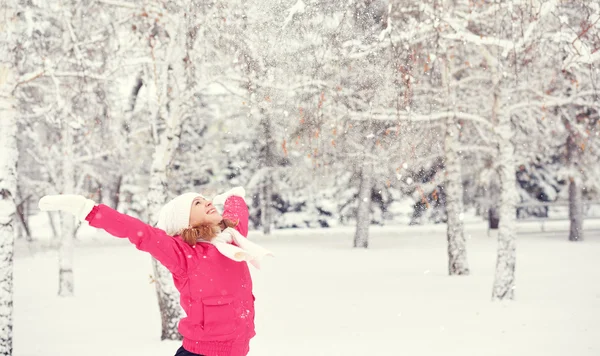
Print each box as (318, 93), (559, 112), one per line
(180, 219), (238, 246)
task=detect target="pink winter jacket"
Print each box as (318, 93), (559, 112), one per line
(85, 196), (255, 356)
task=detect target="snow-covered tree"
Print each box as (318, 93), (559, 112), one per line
(13, 0), (121, 296)
(443, 114), (469, 275)
(7, 0), (600, 314)
(551, 1), (600, 241)
(138, 3), (199, 340)
(0, 1), (21, 353)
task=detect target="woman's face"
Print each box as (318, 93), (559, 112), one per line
(189, 196), (222, 227)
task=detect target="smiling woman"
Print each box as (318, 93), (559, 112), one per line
(37, 187), (272, 356)
(190, 197), (222, 226)
(181, 196), (240, 246)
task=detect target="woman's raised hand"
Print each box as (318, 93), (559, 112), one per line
(212, 186), (246, 206)
(38, 194), (96, 222)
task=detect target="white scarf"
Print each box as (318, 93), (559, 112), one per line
(206, 228), (273, 269)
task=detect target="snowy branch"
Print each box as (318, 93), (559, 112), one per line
(96, 0), (137, 9)
(25, 148), (58, 188)
(72, 150), (117, 164)
(347, 110), (493, 129)
(460, 145), (497, 155)
(14, 69), (45, 90)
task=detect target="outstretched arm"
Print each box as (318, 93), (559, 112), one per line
(85, 204), (193, 276)
(39, 195), (193, 276)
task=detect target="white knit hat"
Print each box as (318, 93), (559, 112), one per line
(156, 192), (205, 236)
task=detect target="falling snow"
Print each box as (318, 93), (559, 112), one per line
(2, 0), (600, 355)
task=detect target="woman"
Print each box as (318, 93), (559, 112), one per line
(39, 187), (271, 356)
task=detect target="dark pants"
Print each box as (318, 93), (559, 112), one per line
(174, 339), (250, 356)
(174, 346), (204, 356)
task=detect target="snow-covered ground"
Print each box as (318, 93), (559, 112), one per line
(14, 220), (600, 356)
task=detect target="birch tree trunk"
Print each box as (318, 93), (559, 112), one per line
(15, 200), (31, 241)
(440, 51), (469, 273)
(107, 175), (122, 210)
(488, 201), (500, 230)
(568, 179), (583, 241)
(0, 116), (17, 356)
(261, 172), (273, 235)
(444, 117), (469, 275)
(354, 160), (373, 248)
(259, 114), (274, 235)
(492, 109), (518, 301)
(147, 113), (185, 340)
(567, 136), (584, 241)
(47, 212), (58, 240)
(58, 212), (75, 296)
(59, 124), (75, 297)
(146, 17), (189, 339)
(0, 2), (19, 352)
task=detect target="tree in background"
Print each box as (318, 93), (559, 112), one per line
(11, 0), (120, 297)
(5, 0), (600, 321)
(0, 1), (21, 353)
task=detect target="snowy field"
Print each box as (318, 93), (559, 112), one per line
(13, 220), (600, 356)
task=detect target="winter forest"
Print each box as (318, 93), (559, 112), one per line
(1, 0), (600, 355)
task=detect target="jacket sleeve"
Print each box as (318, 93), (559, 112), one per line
(85, 204), (193, 276)
(221, 196), (249, 237)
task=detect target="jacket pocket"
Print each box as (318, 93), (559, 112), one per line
(202, 295), (236, 337)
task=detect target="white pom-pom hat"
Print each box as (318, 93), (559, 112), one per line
(156, 192), (206, 236)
